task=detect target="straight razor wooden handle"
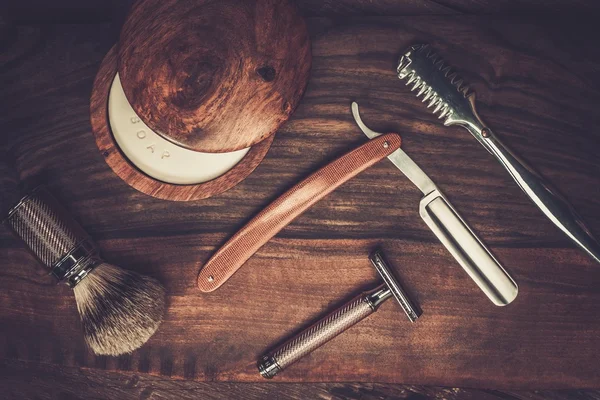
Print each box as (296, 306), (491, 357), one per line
(197, 133), (402, 292)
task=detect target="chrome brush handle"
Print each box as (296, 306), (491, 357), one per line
(3, 187), (100, 287)
(258, 285), (391, 378)
(478, 128), (600, 263)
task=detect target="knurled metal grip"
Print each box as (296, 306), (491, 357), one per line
(4, 187), (100, 287)
(258, 288), (381, 378)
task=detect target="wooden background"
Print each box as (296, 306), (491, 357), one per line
(1, 1), (600, 398)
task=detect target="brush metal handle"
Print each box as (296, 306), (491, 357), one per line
(479, 129), (600, 263)
(197, 133), (402, 292)
(3, 187), (100, 287)
(258, 285), (391, 378)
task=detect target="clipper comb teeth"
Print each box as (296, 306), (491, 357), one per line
(397, 44), (483, 133)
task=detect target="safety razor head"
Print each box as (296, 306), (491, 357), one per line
(397, 44), (487, 139)
(369, 249), (421, 322)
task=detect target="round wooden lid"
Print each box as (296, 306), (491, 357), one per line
(91, 46), (274, 202)
(117, 0), (311, 153)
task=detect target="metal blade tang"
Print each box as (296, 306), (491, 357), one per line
(385, 148), (437, 196)
(350, 102), (436, 196)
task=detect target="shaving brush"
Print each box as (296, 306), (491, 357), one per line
(73, 263), (165, 355)
(3, 185), (165, 356)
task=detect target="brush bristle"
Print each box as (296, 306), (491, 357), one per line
(73, 263), (166, 356)
(397, 44), (473, 125)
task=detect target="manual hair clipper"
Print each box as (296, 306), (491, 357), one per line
(396, 43), (600, 264)
(258, 249), (420, 379)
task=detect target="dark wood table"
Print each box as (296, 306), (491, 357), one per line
(1, 1), (600, 399)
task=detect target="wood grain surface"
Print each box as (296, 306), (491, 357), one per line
(2, 359), (600, 400)
(1, 14), (600, 391)
(117, 0), (311, 153)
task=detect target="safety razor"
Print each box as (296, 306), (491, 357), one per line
(257, 249), (420, 378)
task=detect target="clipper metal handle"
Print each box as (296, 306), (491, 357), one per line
(258, 250), (420, 378)
(3, 187), (100, 287)
(480, 130), (600, 264)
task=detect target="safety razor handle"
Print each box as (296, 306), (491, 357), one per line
(258, 285), (388, 379)
(197, 133), (402, 292)
(420, 193), (518, 306)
